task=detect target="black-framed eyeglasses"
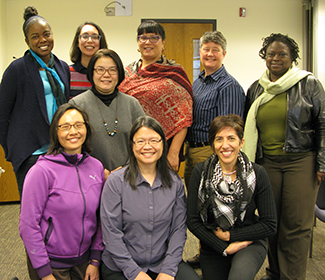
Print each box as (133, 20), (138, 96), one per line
(137, 35), (161, 43)
(133, 138), (162, 147)
(94, 67), (118, 76)
(58, 122), (86, 132)
(79, 34), (101, 42)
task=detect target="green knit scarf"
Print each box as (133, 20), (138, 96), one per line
(242, 67), (311, 162)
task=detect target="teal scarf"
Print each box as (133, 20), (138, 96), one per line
(29, 49), (66, 106)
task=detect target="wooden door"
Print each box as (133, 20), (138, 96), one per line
(0, 146), (20, 202)
(144, 20), (215, 177)
(160, 22), (214, 83)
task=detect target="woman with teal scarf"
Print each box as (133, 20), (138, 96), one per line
(243, 33), (325, 280)
(0, 6), (70, 199)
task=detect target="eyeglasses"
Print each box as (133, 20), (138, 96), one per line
(137, 35), (161, 43)
(94, 67), (118, 76)
(79, 34), (101, 42)
(133, 138), (162, 147)
(58, 122), (86, 132)
(266, 52), (289, 58)
(201, 48), (222, 54)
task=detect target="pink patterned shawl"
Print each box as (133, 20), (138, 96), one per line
(119, 56), (193, 140)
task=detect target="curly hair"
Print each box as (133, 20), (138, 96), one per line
(259, 33), (300, 65)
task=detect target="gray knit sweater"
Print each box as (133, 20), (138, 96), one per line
(70, 90), (145, 171)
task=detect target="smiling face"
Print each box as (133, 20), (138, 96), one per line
(266, 41), (293, 81)
(200, 42), (226, 76)
(213, 126), (244, 171)
(93, 57), (118, 95)
(78, 24), (100, 59)
(25, 20), (54, 64)
(137, 32), (165, 64)
(57, 109), (87, 155)
(132, 127), (163, 169)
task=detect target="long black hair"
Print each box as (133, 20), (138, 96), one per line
(124, 116), (175, 190)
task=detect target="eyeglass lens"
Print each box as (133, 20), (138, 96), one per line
(58, 122), (85, 131)
(79, 34), (101, 42)
(138, 35), (160, 43)
(94, 67), (118, 75)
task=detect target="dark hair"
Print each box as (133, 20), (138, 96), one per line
(259, 33), (300, 65)
(70, 22), (108, 63)
(23, 6), (51, 39)
(208, 114), (244, 147)
(124, 116), (175, 190)
(48, 103), (92, 155)
(137, 20), (166, 41)
(87, 49), (125, 88)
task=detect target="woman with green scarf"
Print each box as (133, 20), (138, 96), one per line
(243, 33), (325, 280)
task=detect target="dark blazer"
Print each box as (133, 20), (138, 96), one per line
(0, 51), (70, 171)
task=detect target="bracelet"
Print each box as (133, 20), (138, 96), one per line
(89, 260), (100, 267)
(222, 249), (228, 257)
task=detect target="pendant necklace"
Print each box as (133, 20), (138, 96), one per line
(96, 95), (118, 137)
(222, 170), (236, 184)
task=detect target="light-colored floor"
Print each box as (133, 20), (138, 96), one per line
(1, 203), (325, 280)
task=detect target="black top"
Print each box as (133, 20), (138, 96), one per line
(186, 160), (277, 255)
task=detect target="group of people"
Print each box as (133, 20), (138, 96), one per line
(0, 5), (324, 280)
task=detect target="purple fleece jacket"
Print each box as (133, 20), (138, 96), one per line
(19, 152), (105, 278)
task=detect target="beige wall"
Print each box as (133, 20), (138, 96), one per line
(314, 0), (325, 85)
(1, 0), (304, 90)
(0, 0), (6, 74)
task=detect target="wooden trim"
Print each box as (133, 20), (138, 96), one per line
(141, 19), (217, 30)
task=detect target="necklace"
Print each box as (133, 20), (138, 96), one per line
(96, 95), (118, 137)
(222, 170), (237, 184)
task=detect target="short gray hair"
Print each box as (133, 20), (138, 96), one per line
(200, 31), (227, 53)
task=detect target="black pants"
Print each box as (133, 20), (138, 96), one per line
(101, 261), (200, 280)
(15, 155), (41, 199)
(200, 240), (267, 280)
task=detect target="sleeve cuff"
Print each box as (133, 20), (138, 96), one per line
(90, 250), (102, 261)
(36, 263), (53, 279)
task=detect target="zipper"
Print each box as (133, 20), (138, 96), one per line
(44, 217), (53, 245)
(283, 92), (289, 152)
(76, 165), (86, 259)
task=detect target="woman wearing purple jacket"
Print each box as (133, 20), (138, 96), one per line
(19, 104), (105, 280)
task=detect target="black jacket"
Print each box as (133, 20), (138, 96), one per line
(244, 75), (325, 173)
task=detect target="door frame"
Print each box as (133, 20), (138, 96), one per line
(141, 19), (217, 30)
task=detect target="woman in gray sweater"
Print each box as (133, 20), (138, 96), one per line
(70, 49), (145, 178)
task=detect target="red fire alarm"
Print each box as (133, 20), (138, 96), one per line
(239, 7), (246, 17)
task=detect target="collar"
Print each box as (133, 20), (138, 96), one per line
(72, 61), (87, 74)
(199, 64), (226, 82)
(61, 150), (88, 165)
(135, 169), (163, 190)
